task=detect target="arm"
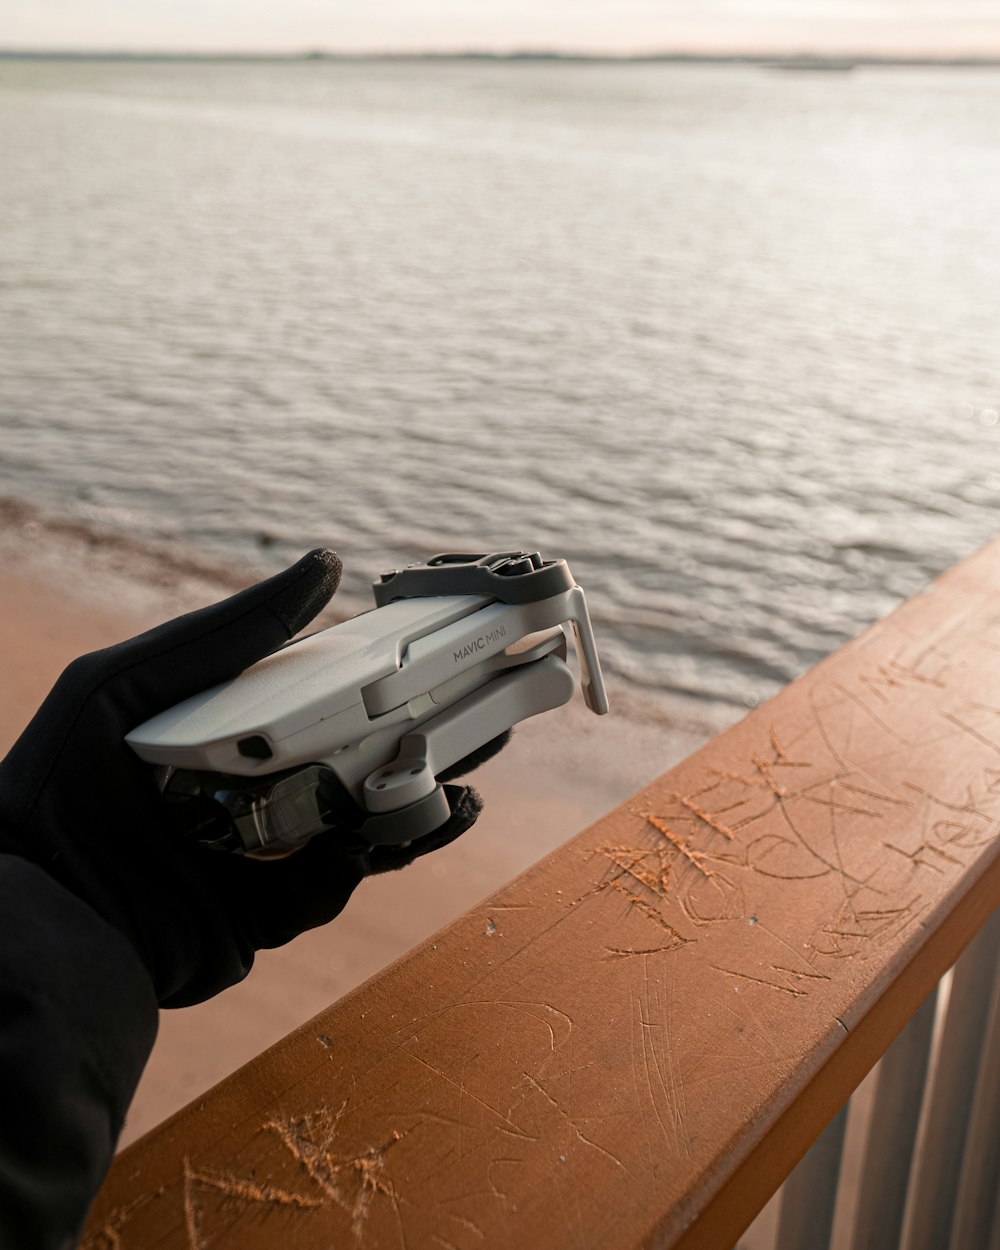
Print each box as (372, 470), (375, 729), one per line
(0, 858), (157, 1248)
(0, 551), (492, 1247)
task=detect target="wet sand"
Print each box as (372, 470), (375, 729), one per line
(0, 529), (719, 1146)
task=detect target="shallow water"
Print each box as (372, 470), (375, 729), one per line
(2, 58), (999, 713)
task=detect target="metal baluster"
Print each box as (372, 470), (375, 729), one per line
(988, 1174), (1000, 1250)
(848, 990), (937, 1250)
(773, 1103), (849, 1250)
(948, 945), (1000, 1250)
(901, 907), (1000, 1250)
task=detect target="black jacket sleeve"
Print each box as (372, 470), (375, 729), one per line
(0, 855), (158, 1250)
(0, 552), (496, 1246)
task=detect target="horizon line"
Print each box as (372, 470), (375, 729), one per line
(3, 48), (1000, 66)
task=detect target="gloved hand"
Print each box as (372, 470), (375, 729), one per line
(0, 550), (498, 1007)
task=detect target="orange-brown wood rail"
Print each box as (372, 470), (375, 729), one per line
(84, 540), (1000, 1250)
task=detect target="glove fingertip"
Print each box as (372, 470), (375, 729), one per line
(270, 548), (342, 637)
(363, 784), (484, 876)
(443, 783), (483, 831)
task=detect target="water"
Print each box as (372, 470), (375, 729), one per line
(2, 58), (999, 715)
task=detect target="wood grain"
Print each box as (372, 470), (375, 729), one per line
(84, 539), (1000, 1250)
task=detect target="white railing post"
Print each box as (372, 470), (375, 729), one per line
(902, 907), (1000, 1250)
(774, 1103), (848, 1250)
(848, 992), (936, 1249)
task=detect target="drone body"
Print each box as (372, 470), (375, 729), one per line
(127, 552), (608, 853)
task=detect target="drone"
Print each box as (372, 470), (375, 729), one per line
(127, 551), (608, 855)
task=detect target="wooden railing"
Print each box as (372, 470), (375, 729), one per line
(83, 538), (1000, 1249)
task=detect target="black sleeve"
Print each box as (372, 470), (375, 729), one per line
(0, 855), (158, 1250)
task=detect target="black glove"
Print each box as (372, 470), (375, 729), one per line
(0, 550), (493, 1007)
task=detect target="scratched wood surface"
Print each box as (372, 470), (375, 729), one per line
(84, 541), (1000, 1250)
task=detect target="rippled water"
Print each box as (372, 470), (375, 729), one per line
(2, 59), (999, 713)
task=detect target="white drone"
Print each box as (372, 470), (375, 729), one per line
(127, 552), (609, 855)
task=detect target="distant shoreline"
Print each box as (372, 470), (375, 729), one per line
(3, 50), (1000, 69)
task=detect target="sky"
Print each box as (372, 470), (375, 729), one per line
(2, 0), (999, 57)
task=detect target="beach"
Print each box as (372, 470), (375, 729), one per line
(0, 518), (719, 1146)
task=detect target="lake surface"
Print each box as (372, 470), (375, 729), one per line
(2, 58), (999, 716)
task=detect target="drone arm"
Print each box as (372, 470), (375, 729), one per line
(362, 654), (576, 817)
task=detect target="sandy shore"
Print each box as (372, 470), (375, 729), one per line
(0, 518), (722, 1146)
